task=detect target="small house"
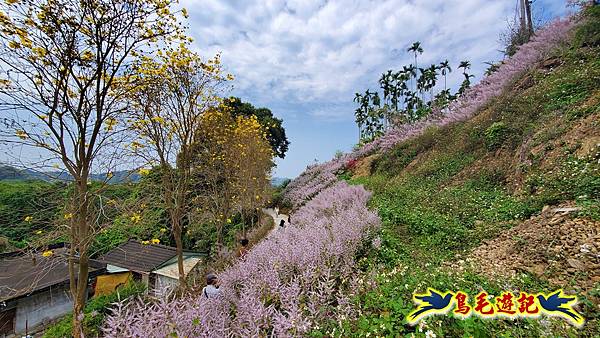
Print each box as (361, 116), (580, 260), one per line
(0, 245), (105, 337)
(98, 240), (206, 296)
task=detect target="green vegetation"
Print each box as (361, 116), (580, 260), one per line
(43, 282), (146, 338)
(0, 181), (64, 250)
(0, 169), (278, 257)
(331, 13), (600, 336)
(224, 96), (290, 158)
(484, 122), (512, 150)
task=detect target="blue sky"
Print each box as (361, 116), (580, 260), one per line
(181, 0), (570, 178)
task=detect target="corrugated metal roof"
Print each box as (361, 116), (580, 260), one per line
(0, 248), (104, 302)
(99, 240), (177, 273)
(152, 257), (201, 279)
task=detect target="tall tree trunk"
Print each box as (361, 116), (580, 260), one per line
(172, 216), (186, 288)
(160, 164), (187, 289)
(71, 178), (90, 338)
(444, 75), (447, 92)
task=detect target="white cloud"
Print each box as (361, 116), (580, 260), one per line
(181, 0), (566, 122)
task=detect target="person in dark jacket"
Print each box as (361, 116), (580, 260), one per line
(279, 219), (285, 227)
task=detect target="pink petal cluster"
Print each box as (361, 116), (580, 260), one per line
(281, 163), (339, 207)
(103, 182), (380, 337)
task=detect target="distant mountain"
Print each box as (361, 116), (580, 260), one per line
(1, 164), (288, 186)
(271, 177), (290, 187)
(0, 165), (140, 183)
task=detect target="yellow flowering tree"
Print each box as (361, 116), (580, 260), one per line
(191, 106), (274, 245)
(190, 106), (237, 245)
(230, 115), (274, 233)
(0, 0), (187, 334)
(127, 45), (230, 287)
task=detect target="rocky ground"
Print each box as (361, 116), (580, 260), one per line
(449, 203), (600, 294)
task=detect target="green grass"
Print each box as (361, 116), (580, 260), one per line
(320, 14), (600, 336)
(328, 161), (598, 336)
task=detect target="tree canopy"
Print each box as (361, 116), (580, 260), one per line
(223, 97), (289, 159)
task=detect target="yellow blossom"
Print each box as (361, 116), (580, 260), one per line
(42, 250), (53, 257)
(24, 216), (33, 222)
(130, 213), (141, 223)
(104, 118), (118, 131)
(64, 213), (73, 220)
(160, 228), (167, 233)
(35, 230), (42, 235)
(138, 168), (150, 175)
(141, 240), (150, 245)
(151, 238), (160, 244)
(16, 130), (28, 139)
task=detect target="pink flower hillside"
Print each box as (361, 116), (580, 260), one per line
(281, 17), (577, 206)
(103, 182), (380, 337)
(369, 17), (576, 153)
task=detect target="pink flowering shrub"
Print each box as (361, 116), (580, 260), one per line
(103, 182), (380, 337)
(280, 18), (576, 209)
(103, 16), (578, 337)
(367, 17), (576, 154)
(281, 161), (343, 207)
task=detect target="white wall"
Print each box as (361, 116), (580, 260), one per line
(154, 274), (178, 297)
(15, 286), (72, 333)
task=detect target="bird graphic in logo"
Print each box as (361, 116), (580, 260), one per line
(407, 288), (454, 325)
(537, 290), (584, 328)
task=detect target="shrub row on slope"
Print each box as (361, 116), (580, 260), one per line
(103, 182), (379, 337)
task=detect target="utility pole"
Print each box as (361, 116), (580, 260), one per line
(519, 0), (527, 33)
(525, 0), (534, 35)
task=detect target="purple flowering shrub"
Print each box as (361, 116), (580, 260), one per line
(280, 18), (576, 208)
(368, 17), (576, 153)
(103, 182), (380, 337)
(281, 161), (342, 207)
(103, 17), (578, 337)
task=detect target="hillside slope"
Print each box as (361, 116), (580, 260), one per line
(100, 8), (598, 337)
(336, 7), (600, 337)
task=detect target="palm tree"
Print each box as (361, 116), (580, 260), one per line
(354, 92), (367, 141)
(484, 61), (500, 76)
(458, 73), (475, 96)
(426, 64), (439, 101)
(404, 64), (417, 92)
(458, 60), (471, 76)
(407, 41), (424, 70)
(417, 67), (426, 101)
(378, 70), (393, 108)
(439, 60), (452, 92)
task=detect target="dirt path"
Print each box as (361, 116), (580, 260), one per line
(262, 208), (289, 237)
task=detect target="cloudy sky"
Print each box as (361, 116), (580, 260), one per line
(181, 0), (570, 178)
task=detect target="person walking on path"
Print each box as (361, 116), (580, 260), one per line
(279, 219), (285, 227)
(238, 238), (249, 258)
(274, 206), (279, 216)
(202, 273), (221, 299)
